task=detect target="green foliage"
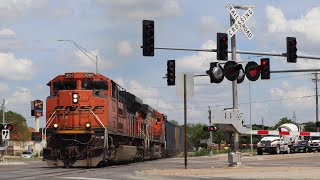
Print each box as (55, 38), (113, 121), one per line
(0, 110), (31, 141)
(169, 120), (180, 127)
(187, 123), (210, 147)
(304, 121), (317, 132)
(272, 117), (297, 130)
(190, 148), (209, 157)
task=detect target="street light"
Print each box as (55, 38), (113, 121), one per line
(248, 55), (262, 153)
(58, 39), (98, 74)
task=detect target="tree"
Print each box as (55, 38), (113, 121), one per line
(304, 121), (316, 132)
(169, 120), (180, 127)
(0, 110), (31, 141)
(272, 117), (297, 130)
(187, 123), (210, 148)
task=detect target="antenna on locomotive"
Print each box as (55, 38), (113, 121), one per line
(58, 39), (99, 74)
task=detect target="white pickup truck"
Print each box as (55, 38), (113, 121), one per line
(257, 136), (291, 155)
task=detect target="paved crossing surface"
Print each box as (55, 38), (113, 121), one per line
(1, 153), (320, 180)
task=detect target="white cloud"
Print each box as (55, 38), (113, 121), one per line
(53, 8), (74, 17)
(0, 52), (34, 81)
(0, 0), (48, 19)
(266, 6), (320, 42)
(73, 49), (114, 71)
(96, 0), (183, 20)
(0, 29), (16, 38)
(117, 41), (133, 56)
(269, 81), (313, 110)
(0, 82), (9, 92)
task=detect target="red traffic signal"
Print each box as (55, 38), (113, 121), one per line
(260, 58), (270, 79)
(142, 20), (155, 57)
(217, 33), (228, 60)
(286, 37), (297, 63)
(245, 61), (261, 81)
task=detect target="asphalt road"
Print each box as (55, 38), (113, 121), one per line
(1, 152), (320, 180)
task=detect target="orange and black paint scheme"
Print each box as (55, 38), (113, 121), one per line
(43, 72), (172, 167)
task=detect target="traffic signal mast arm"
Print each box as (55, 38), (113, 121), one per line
(149, 47), (320, 60)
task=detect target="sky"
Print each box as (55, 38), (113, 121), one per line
(1, 0), (320, 129)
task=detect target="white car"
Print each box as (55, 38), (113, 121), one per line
(20, 151), (34, 158)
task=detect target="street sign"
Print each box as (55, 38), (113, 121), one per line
(227, 4), (254, 40)
(2, 129), (10, 140)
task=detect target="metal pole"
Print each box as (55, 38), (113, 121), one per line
(208, 107), (213, 156)
(2, 99), (5, 124)
(249, 81), (253, 152)
(183, 74), (187, 169)
(96, 55), (98, 74)
(230, 14), (239, 153)
(313, 73), (320, 132)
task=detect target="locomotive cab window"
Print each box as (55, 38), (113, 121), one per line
(53, 81), (77, 95)
(82, 80), (108, 90)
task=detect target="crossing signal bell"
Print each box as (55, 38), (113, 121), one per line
(203, 125), (218, 132)
(286, 37), (297, 63)
(142, 20), (155, 56)
(217, 33), (228, 60)
(206, 62), (224, 83)
(167, 60), (175, 86)
(260, 58), (270, 79)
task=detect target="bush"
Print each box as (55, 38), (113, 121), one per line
(15, 151), (21, 156)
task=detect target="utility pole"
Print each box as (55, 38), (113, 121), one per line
(293, 111), (296, 123)
(2, 99), (5, 124)
(208, 107), (213, 156)
(312, 73), (320, 132)
(262, 117), (264, 130)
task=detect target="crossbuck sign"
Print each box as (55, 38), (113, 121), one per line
(227, 5), (254, 40)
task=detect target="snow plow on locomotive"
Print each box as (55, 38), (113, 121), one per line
(42, 72), (180, 167)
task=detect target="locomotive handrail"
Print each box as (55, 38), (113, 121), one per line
(41, 110), (57, 148)
(90, 110), (108, 150)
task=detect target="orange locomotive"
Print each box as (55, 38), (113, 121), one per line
(43, 72), (166, 167)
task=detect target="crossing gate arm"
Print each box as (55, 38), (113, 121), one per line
(251, 130), (320, 137)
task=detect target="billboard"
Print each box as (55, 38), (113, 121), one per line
(31, 100), (43, 117)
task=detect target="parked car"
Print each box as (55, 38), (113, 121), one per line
(308, 136), (320, 152)
(292, 140), (309, 153)
(20, 151), (33, 158)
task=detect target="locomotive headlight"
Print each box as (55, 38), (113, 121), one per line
(53, 123), (59, 129)
(85, 122), (91, 129)
(72, 93), (79, 103)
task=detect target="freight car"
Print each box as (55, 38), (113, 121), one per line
(42, 72), (182, 167)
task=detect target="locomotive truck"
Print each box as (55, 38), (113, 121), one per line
(42, 72), (182, 167)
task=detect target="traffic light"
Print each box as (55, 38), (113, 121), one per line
(260, 58), (270, 79)
(217, 33), (228, 60)
(245, 61), (261, 81)
(0, 123), (13, 131)
(203, 125), (218, 132)
(167, 60), (175, 86)
(142, 20), (155, 56)
(286, 37), (297, 63)
(206, 62), (224, 83)
(224, 61), (242, 81)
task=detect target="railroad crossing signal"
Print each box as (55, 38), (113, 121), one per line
(217, 33), (228, 60)
(286, 37), (297, 63)
(203, 125), (218, 132)
(206, 62), (224, 83)
(0, 123), (13, 131)
(167, 60), (175, 86)
(223, 61), (243, 81)
(245, 61), (260, 81)
(142, 20), (155, 57)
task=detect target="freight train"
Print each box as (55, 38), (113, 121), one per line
(42, 72), (183, 167)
